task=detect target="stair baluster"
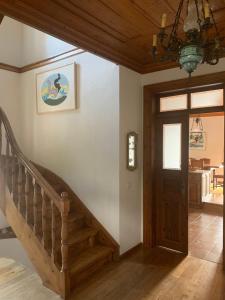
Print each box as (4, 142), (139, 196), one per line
(17, 163), (23, 212)
(51, 199), (56, 264)
(33, 179), (38, 235)
(5, 135), (10, 186)
(60, 192), (70, 272)
(25, 169), (30, 223)
(0, 120), (2, 156)
(60, 192), (70, 299)
(41, 188), (47, 249)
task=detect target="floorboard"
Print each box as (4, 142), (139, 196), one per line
(0, 258), (60, 300)
(72, 247), (225, 300)
(0, 243), (224, 299)
(189, 208), (223, 263)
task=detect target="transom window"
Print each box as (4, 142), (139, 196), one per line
(159, 88), (224, 112)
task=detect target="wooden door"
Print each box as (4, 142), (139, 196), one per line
(155, 114), (189, 253)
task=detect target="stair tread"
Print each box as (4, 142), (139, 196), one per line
(70, 245), (113, 274)
(68, 227), (98, 245)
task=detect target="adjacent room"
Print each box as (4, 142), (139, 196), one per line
(188, 95), (224, 264)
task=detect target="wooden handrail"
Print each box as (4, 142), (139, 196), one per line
(0, 107), (72, 273)
(0, 108), (62, 212)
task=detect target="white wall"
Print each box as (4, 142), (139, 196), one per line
(119, 66), (142, 253)
(189, 116), (224, 166)
(0, 70), (22, 142)
(0, 17), (74, 67)
(0, 17), (23, 67)
(0, 211), (7, 228)
(0, 239), (34, 270)
(21, 25), (75, 66)
(20, 53), (120, 242)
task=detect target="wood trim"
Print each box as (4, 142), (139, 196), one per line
(120, 243), (143, 259)
(0, 14), (4, 24)
(190, 111), (225, 117)
(0, 48), (85, 74)
(144, 71), (225, 94)
(20, 48), (84, 72)
(143, 72), (225, 255)
(0, 62), (20, 73)
(143, 87), (156, 248)
(142, 61), (179, 74)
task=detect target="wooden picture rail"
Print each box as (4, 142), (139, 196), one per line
(0, 48), (85, 73)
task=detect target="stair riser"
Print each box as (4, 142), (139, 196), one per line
(68, 218), (85, 232)
(68, 239), (94, 259)
(70, 254), (112, 289)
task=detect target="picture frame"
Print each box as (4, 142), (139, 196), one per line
(189, 131), (206, 150)
(36, 63), (76, 114)
(127, 131), (138, 171)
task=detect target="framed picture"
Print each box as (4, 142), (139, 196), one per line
(36, 63), (76, 114)
(127, 131), (138, 171)
(189, 131), (206, 150)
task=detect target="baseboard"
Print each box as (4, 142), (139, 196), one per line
(120, 243), (143, 259)
(203, 202), (223, 215)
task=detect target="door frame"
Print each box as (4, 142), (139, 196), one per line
(143, 71), (225, 265)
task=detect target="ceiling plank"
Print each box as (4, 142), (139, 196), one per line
(0, 0), (224, 74)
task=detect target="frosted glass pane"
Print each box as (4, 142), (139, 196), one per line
(160, 94), (187, 112)
(191, 89), (223, 108)
(163, 124), (181, 170)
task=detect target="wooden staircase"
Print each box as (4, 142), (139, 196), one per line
(0, 108), (119, 299)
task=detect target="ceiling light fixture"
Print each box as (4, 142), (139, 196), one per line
(152, 0), (223, 76)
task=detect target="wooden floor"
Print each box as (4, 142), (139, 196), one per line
(72, 247), (225, 300)
(0, 258), (60, 300)
(189, 208), (223, 263)
(0, 246), (225, 300)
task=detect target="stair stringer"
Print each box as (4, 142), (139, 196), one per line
(35, 163), (120, 259)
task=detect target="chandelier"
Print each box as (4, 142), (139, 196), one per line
(152, 0), (223, 76)
(191, 117), (204, 132)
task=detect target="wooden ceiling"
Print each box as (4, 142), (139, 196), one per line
(0, 0), (225, 74)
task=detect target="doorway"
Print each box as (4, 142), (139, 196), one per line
(188, 112), (224, 263)
(143, 78), (225, 267)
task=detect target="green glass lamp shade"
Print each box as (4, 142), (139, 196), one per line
(179, 45), (204, 75)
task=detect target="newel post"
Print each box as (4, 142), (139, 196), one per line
(60, 192), (70, 299)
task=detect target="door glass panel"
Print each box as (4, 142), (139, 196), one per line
(191, 89), (223, 108)
(160, 94), (187, 112)
(163, 123), (182, 170)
